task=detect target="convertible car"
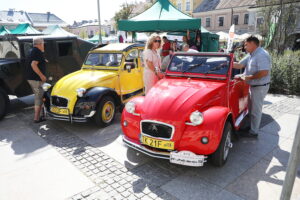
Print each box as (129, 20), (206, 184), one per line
(121, 52), (249, 167)
(43, 43), (144, 127)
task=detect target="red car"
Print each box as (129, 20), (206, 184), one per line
(121, 52), (249, 167)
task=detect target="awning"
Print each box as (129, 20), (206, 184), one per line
(118, 0), (201, 32)
(10, 23), (40, 34)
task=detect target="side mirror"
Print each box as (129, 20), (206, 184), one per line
(124, 62), (135, 72)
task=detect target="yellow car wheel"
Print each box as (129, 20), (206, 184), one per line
(94, 96), (116, 127)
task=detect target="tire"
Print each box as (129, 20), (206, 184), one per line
(211, 122), (233, 167)
(93, 96), (116, 127)
(0, 88), (9, 120)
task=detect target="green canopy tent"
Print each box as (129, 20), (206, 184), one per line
(10, 23), (40, 34)
(167, 27), (219, 52)
(118, 0), (201, 32)
(118, 0), (219, 52)
(0, 26), (11, 35)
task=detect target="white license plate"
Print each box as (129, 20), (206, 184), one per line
(170, 151), (206, 167)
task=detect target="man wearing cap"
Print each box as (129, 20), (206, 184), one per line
(233, 36), (271, 137)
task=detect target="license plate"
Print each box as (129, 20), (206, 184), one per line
(141, 135), (174, 150)
(170, 151), (206, 167)
(50, 106), (69, 115)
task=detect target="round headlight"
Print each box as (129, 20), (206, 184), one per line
(76, 88), (86, 97)
(189, 111), (204, 125)
(125, 102), (136, 114)
(42, 83), (52, 91)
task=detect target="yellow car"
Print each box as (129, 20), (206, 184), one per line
(43, 43), (145, 126)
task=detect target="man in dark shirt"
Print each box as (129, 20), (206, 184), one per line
(26, 37), (47, 123)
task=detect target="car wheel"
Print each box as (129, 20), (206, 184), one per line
(211, 121), (233, 167)
(0, 88), (9, 120)
(94, 96), (116, 127)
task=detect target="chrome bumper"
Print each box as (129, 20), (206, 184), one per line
(44, 108), (89, 123)
(123, 136), (170, 159)
(123, 136), (207, 167)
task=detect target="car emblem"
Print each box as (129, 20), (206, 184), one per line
(149, 124), (158, 133)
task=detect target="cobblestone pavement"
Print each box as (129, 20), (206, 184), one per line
(4, 94), (300, 200)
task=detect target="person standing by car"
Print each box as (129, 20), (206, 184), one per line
(161, 36), (171, 60)
(143, 34), (163, 94)
(26, 37), (47, 123)
(233, 36), (271, 137)
(183, 44), (198, 53)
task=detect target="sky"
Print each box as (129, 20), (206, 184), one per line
(2, 0), (142, 24)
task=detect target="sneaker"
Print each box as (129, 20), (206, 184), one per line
(34, 117), (46, 123)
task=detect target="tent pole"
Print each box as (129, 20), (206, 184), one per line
(97, 0), (102, 44)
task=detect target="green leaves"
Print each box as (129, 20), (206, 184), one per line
(270, 51), (300, 95)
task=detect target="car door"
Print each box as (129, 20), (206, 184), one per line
(119, 48), (144, 102)
(229, 68), (249, 126)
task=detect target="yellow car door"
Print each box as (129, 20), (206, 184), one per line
(119, 48), (144, 102)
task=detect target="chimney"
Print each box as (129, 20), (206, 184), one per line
(47, 12), (50, 22)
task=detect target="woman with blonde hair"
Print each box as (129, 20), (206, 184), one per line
(143, 34), (163, 94)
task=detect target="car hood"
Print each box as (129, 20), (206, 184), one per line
(141, 78), (227, 123)
(52, 69), (118, 95)
(51, 69), (118, 112)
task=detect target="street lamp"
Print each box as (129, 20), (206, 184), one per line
(97, 0), (102, 44)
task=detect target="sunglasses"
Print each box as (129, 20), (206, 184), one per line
(154, 40), (161, 43)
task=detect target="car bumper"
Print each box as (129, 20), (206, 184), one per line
(123, 136), (207, 167)
(44, 108), (95, 123)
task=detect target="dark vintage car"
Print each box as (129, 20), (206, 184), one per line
(0, 34), (95, 119)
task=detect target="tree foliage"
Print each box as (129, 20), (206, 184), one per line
(114, 3), (135, 29)
(257, 0), (300, 54)
(269, 50), (300, 95)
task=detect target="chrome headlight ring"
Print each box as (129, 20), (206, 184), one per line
(76, 88), (86, 97)
(186, 111), (204, 126)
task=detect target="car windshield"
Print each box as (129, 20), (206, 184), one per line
(84, 53), (123, 67)
(168, 55), (230, 76)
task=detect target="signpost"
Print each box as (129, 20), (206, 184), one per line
(280, 115), (300, 200)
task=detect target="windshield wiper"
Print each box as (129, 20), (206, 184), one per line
(182, 61), (204, 73)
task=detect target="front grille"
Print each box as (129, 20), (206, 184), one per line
(141, 121), (173, 139)
(51, 96), (68, 107)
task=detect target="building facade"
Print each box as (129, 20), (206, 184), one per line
(170, 0), (204, 15)
(69, 20), (115, 39)
(192, 0), (256, 34)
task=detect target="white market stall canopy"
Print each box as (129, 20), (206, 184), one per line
(43, 25), (75, 36)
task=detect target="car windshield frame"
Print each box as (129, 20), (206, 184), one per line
(83, 52), (123, 68)
(166, 53), (231, 79)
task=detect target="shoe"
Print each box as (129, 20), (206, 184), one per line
(34, 117), (46, 123)
(239, 131), (258, 138)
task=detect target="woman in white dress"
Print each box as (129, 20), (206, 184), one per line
(143, 34), (163, 94)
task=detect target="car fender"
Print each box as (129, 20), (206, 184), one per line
(78, 87), (120, 107)
(179, 106), (231, 155)
(121, 96), (145, 141)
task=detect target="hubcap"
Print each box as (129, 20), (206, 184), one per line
(101, 101), (115, 123)
(223, 130), (232, 160)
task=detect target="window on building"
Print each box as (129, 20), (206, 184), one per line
(186, 0), (190, 11)
(257, 17), (264, 26)
(206, 17), (211, 27)
(90, 30), (94, 36)
(244, 13), (249, 24)
(177, 3), (182, 10)
(233, 15), (239, 25)
(57, 41), (73, 57)
(218, 16), (224, 27)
